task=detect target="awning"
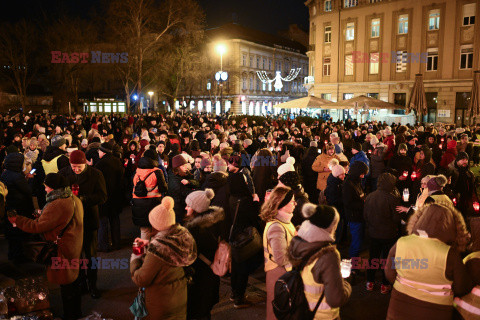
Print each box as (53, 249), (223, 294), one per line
(320, 95), (403, 110)
(273, 95), (332, 109)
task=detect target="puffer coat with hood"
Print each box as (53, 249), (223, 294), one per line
(130, 224), (197, 320)
(364, 173), (401, 239)
(288, 219), (352, 319)
(342, 161), (369, 223)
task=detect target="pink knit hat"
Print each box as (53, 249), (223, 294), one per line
(149, 197), (175, 231)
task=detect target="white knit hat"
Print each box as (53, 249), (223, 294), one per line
(149, 197), (175, 231)
(186, 188), (215, 213)
(370, 136), (379, 146)
(211, 138), (220, 148)
(328, 158), (339, 170)
(277, 157), (295, 178)
(332, 164), (346, 178)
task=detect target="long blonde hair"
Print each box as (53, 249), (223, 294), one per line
(260, 186), (291, 222)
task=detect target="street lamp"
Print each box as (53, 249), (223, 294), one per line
(215, 43), (228, 114)
(216, 43), (227, 71)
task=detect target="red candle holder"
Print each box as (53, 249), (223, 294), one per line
(402, 171), (408, 178)
(411, 171), (417, 181)
(474, 202), (480, 212)
(453, 198), (457, 206)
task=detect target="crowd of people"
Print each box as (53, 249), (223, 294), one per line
(0, 111), (479, 320)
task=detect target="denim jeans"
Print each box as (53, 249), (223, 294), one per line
(348, 222), (364, 258)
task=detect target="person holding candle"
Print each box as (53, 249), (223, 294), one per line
(312, 143), (339, 204)
(130, 196), (197, 320)
(449, 152), (479, 218)
(440, 140), (458, 171)
(288, 203), (351, 319)
(59, 150), (107, 299)
(385, 203), (473, 320)
(10, 173), (84, 320)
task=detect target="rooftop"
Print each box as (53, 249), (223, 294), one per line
(206, 23), (307, 54)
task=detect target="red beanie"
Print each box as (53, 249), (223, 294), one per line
(69, 150), (87, 164)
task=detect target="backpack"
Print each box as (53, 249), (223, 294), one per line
(134, 171), (156, 197)
(272, 246), (328, 320)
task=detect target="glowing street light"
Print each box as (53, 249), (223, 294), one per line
(148, 91), (154, 97)
(215, 43), (227, 71)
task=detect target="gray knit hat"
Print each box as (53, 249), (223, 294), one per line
(51, 135), (66, 148)
(212, 154), (227, 172)
(186, 188), (215, 213)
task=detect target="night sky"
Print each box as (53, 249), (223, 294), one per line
(1, 0), (308, 34)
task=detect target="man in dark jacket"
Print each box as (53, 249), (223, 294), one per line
(0, 153), (35, 261)
(325, 164), (346, 243)
(95, 142), (125, 251)
(364, 172), (401, 293)
(449, 152), (478, 218)
(342, 161), (369, 261)
(168, 154), (199, 223)
(59, 150), (107, 299)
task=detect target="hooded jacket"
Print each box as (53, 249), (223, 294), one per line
(370, 143), (386, 179)
(342, 161), (368, 223)
(364, 173), (401, 239)
(288, 222), (351, 314)
(184, 206), (226, 318)
(202, 172), (230, 213)
(1, 153), (34, 217)
(130, 224), (197, 320)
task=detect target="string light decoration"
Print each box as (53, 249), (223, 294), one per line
(257, 68), (301, 91)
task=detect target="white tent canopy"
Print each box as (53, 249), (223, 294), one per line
(273, 95), (332, 109)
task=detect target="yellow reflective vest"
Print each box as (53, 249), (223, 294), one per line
(41, 155), (62, 175)
(263, 219), (295, 272)
(394, 234), (453, 306)
(454, 251), (480, 319)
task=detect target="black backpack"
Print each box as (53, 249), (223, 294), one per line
(134, 171), (155, 198)
(272, 247), (327, 320)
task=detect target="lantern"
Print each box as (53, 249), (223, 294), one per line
(402, 171), (408, 178)
(453, 198), (457, 206)
(411, 171), (417, 181)
(439, 144), (442, 149)
(474, 202), (480, 212)
(368, 149), (372, 154)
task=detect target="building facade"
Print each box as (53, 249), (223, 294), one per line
(305, 0), (480, 125)
(175, 23), (309, 115)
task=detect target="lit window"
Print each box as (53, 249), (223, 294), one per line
(426, 48), (438, 71)
(344, 0), (358, 8)
(322, 93), (332, 100)
(371, 19), (380, 38)
(369, 53), (379, 74)
(428, 9), (440, 30)
(460, 45), (474, 69)
(345, 55), (353, 75)
(344, 93), (354, 100)
(346, 22), (355, 41)
(323, 57), (331, 76)
(463, 3), (476, 26)
(396, 51), (407, 73)
(324, 0), (332, 12)
(325, 26), (332, 43)
(398, 14), (408, 34)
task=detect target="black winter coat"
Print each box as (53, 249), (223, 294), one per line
(325, 174), (343, 212)
(184, 206), (226, 318)
(363, 173), (401, 239)
(168, 171), (199, 224)
(95, 153), (125, 216)
(1, 153), (34, 217)
(202, 172), (230, 215)
(301, 147), (319, 198)
(342, 161), (368, 223)
(59, 165), (107, 231)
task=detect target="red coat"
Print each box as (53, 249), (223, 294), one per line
(440, 148), (457, 169)
(384, 135), (395, 161)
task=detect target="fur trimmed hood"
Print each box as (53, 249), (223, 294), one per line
(148, 224), (197, 267)
(288, 236), (338, 268)
(184, 206), (225, 230)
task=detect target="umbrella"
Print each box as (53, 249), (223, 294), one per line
(273, 95), (331, 109)
(321, 95), (403, 110)
(467, 70), (480, 122)
(406, 74), (428, 118)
